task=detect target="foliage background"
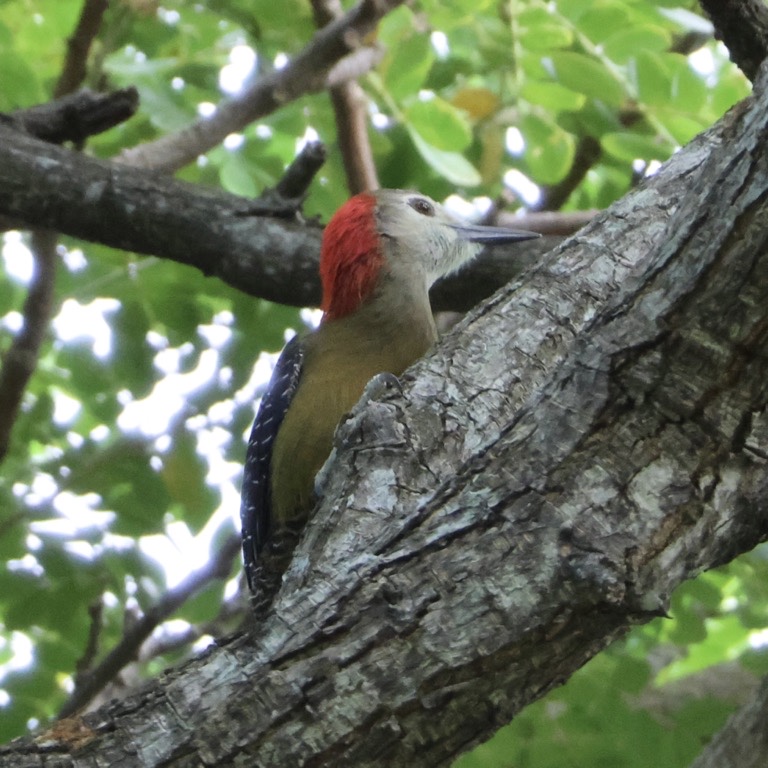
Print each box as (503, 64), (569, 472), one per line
(0, 0), (765, 765)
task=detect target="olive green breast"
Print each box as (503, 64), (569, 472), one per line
(269, 303), (436, 529)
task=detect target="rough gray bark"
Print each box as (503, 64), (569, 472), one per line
(3, 58), (768, 768)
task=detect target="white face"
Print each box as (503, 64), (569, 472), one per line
(374, 190), (483, 287)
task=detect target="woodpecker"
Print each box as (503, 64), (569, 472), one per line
(240, 189), (537, 608)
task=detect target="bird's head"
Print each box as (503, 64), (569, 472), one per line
(319, 189), (538, 321)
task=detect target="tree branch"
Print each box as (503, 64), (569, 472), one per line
(117, 0), (404, 172)
(0, 124), (545, 312)
(328, 83), (380, 193)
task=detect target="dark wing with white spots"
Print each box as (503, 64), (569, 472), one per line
(240, 335), (305, 593)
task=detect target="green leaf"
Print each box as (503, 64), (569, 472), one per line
(669, 58), (708, 113)
(632, 49), (671, 107)
(1, 571), (42, 630)
(601, 132), (669, 163)
(519, 23), (573, 51)
(0, 19), (13, 46)
(177, 579), (225, 624)
(661, 115), (705, 147)
(0, 508), (25, 561)
(382, 33), (435, 100)
(420, 0), (496, 30)
(136, 83), (196, 133)
(111, 300), (154, 395)
(407, 128), (481, 187)
(611, 655), (651, 694)
(711, 70), (751, 116)
(602, 26), (671, 64)
(662, 613), (750, 683)
(161, 429), (217, 532)
(571, 3), (631, 42)
(684, 575), (726, 610)
(219, 155), (259, 197)
(0, 49), (43, 109)
(521, 79), (586, 112)
(520, 114), (576, 185)
(674, 698), (734, 751)
(404, 97), (472, 151)
(546, 52), (625, 106)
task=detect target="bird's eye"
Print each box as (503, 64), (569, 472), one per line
(408, 197), (435, 217)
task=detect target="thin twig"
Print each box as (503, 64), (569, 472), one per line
(328, 84), (380, 194)
(54, 0), (109, 99)
(0, 232), (57, 462)
(73, 601), (105, 687)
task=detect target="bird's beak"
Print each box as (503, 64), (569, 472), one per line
(450, 223), (540, 245)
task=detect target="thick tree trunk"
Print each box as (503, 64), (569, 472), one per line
(2, 61), (768, 768)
